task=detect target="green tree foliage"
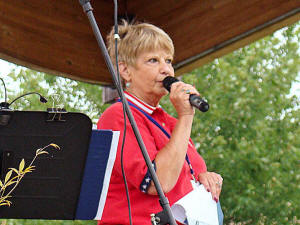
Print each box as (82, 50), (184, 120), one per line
(166, 24), (299, 224)
(1, 22), (299, 225)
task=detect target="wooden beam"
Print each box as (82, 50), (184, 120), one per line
(0, 0), (114, 85)
(175, 10), (300, 76)
(0, 0), (299, 84)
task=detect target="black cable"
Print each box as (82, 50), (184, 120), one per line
(113, 1), (133, 224)
(9, 92), (47, 107)
(0, 77), (8, 103)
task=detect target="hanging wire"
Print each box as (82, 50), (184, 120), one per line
(113, 0), (133, 224)
(0, 77), (8, 103)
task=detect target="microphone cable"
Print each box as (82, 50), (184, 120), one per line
(9, 92), (48, 107)
(0, 78), (47, 109)
(0, 77), (8, 105)
(113, 1), (133, 224)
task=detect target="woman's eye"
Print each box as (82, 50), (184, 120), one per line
(148, 58), (158, 63)
(166, 59), (172, 64)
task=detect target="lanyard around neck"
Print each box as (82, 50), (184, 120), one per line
(118, 99), (197, 181)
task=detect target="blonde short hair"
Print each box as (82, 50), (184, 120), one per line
(106, 20), (174, 67)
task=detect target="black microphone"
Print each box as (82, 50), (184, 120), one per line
(0, 81), (48, 125)
(8, 92), (48, 107)
(162, 76), (209, 112)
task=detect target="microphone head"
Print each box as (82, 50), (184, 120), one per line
(39, 96), (48, 103)
(162, 76), (179, 92)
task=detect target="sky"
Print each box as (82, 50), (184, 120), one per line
(0, 59), (15, 75)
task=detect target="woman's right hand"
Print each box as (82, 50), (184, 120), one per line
(148, 81), (201, 194)
(169, 81), (200, 118)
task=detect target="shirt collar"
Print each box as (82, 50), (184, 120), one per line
(124, 91), (159, 115)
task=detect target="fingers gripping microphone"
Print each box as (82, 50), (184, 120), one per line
(163, 76), (209, 112)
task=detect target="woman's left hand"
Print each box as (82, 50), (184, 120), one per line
(198, 172), (223, 202)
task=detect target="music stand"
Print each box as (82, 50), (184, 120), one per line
(0, 110), (92, 219)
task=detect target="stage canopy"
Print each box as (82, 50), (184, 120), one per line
(0, 0), (299, 85)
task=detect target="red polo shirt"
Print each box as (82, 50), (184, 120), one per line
(97, 92), (207, 225)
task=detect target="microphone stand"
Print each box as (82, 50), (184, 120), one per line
(78, 1), (176, 224)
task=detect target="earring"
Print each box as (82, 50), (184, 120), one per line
(126, 82), (131, 88)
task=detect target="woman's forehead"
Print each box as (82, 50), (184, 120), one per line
(137, 48), (173, 58)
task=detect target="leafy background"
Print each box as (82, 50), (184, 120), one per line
(0, 22), (299, 225)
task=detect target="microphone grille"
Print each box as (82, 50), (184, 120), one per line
(162, 76), (179, 92)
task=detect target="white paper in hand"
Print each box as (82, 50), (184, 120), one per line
(171, 181), (219, 225)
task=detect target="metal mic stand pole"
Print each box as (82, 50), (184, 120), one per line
(78, 1), (177, 224)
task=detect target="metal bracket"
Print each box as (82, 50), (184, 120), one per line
(46, 108), (67, 122)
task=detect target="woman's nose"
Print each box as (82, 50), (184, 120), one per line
(159, 61), (173, 75)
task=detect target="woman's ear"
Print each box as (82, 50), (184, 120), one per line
(118, 61), (131, 82)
